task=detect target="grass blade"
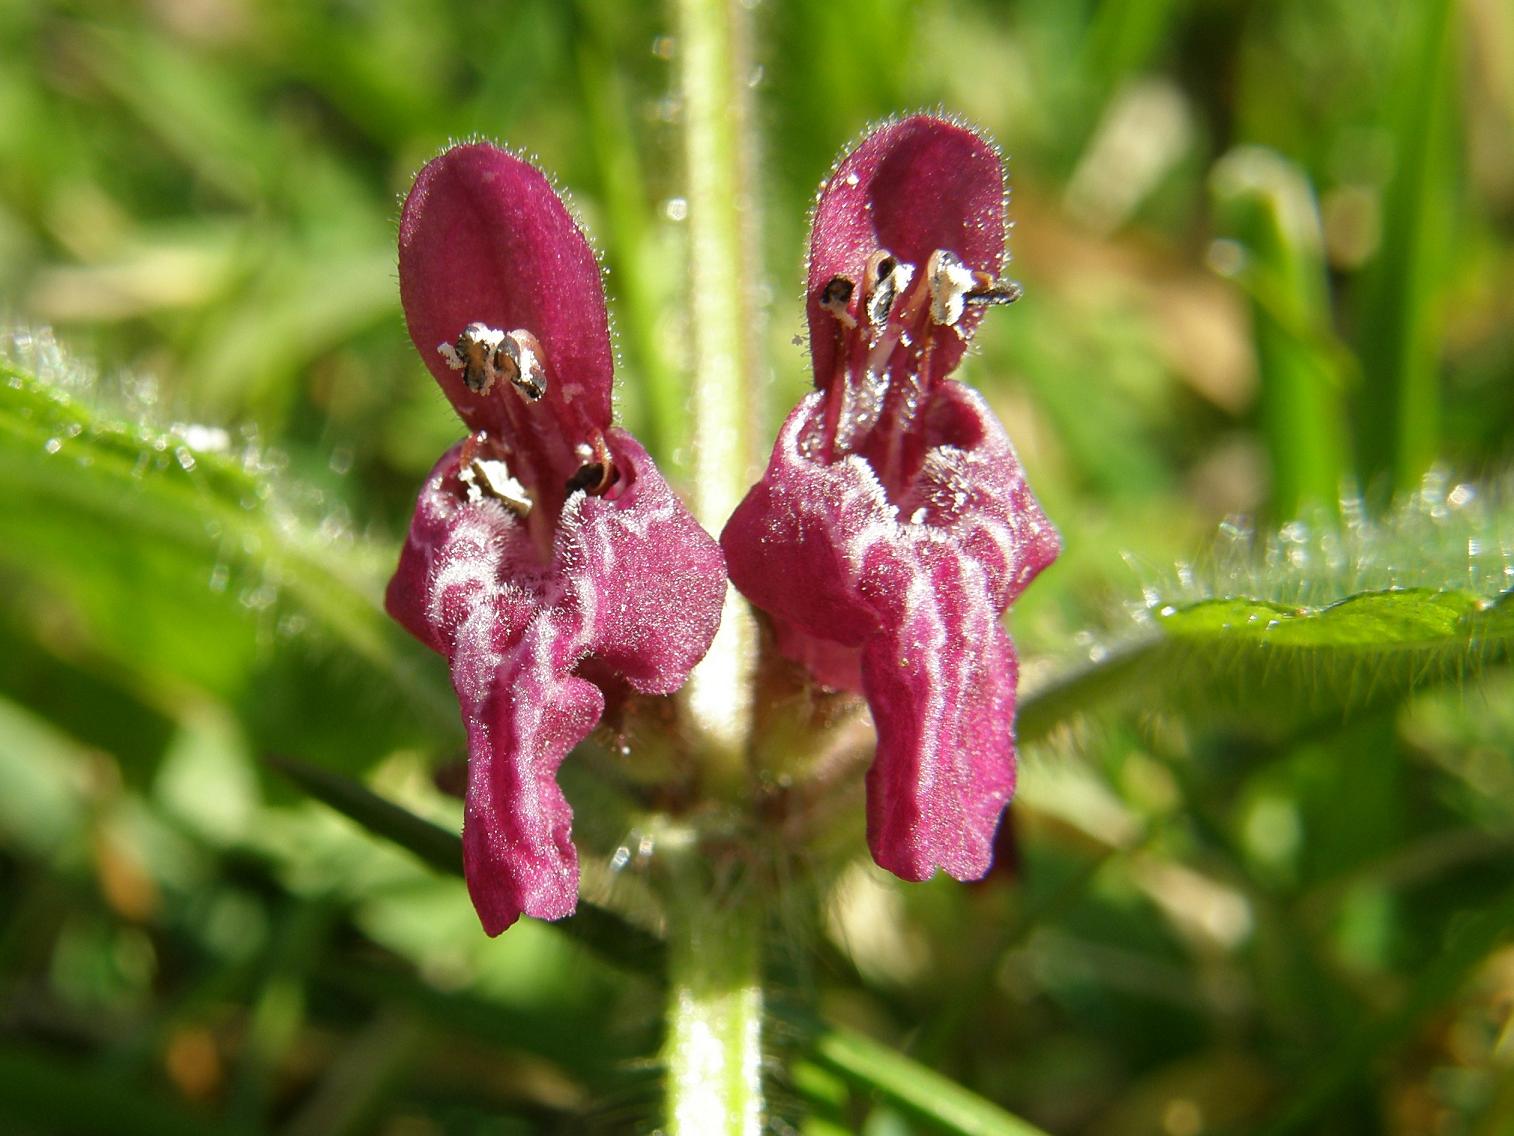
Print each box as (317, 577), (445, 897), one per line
(1353, 0), (1458, 495)
(808, 1022), (1055, 1136)
(1212, 147), (1350, 520)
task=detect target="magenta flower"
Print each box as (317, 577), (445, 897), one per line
(722, 116), (1059, 883)
(387, 143), (725, 935)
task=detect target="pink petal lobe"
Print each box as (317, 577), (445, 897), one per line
(899, 382), (1061, 606)
(399, 143), (613, 438)
(858, 539), (1017, 881)
(563, 430), (727, 693)
(721, 394), (887, 658)
(458, 615), (603, 935)
(384, 443), (544, 653)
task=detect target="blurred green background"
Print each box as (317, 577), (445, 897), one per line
(1, 0), (1512, 1133)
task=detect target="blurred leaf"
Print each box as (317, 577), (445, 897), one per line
(0, 695), (93, 855)
(0, 1045), (255, 1136)
(0, 339), (452, 772)
(265, 752), (666, 978)
(1082, 0), (1186, 96)
(1259, 883), (1514, 1135)
(1020, 586), (1514, 745)
(75, 21), (284, 208)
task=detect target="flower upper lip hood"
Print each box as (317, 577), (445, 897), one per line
(721, 115), (1059, 884)
(398, 143), (616, 536)
(387, 142), (725, 935)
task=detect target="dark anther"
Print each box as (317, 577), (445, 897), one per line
(498, 331), (548, 402)
(457, 330), (496, 394)
(863, 249), (905, 331)
(565, 462), (608, 495)
(867, 279), (898, 329)
(820, 274), (857, 328)
(821, 276), (854, 307)
(966, 279), (1023, 307)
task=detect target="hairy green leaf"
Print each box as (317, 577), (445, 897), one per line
(0, 333), (452, 771)
(1020, 585), (1514, 745)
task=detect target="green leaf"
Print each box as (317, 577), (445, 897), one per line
(0, 336), (453, 771)
(1019, 586), (1514, 746)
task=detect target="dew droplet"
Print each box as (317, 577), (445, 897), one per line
(239, 583), (278, 612)
(178, 424), (229, 451)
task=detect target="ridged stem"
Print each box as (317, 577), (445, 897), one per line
(664, 0), (766, 1130)
(677, 0), (762, 788)
(662, 837), (764, 1136)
